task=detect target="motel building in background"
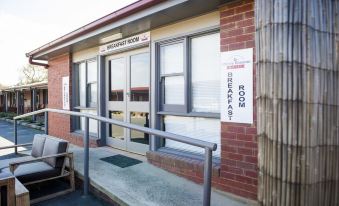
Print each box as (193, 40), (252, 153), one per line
(0, 81), (48, 115)
(25, 0), (339, 205)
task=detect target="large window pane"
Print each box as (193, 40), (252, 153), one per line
(130, 53), (149, 102)
(80, 109), (98, 134)
(130, 112), (149, 145)
(160, 43), (184, 75)
(110, 58), (125, 101)
(88, 83), (97, 105)
(87, 61), (97, 83)
(79, 62), (86, 107)
(164, 76), (184, 105)
(191, 33), (220, 113)
(164, 116), (220, 157)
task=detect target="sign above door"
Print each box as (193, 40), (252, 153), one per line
(99, 32), (150, 55)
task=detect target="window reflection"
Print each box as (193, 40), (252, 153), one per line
(130, 53), (149, 102)
(130, 112), (149, 145)
(109, 58), (125, 101)
(109, 111), (124, 140)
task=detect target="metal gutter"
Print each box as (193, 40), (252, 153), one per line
(26, 0), (165, 58)
(28, 56), (49, 68)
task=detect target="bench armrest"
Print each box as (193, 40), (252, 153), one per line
(9, 152), (73, 173)
(0, 143), (32, 150)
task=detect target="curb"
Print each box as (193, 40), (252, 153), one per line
(0, 118), (45, 131)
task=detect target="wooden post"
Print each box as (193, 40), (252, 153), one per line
(0, 173), (15, 206)
(256, 0), (339, 205)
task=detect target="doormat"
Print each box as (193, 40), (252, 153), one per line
(100, 154), (142, 168)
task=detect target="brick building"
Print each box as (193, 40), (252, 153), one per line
(0, 81), (48, 115)
(25, 0), (339, 204)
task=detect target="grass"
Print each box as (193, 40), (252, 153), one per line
(0, 112), (44, 126)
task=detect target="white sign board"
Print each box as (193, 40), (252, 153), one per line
(220, 48), (253, 124)
(62, 76), (70, 110)
(99, 31), (150, 54)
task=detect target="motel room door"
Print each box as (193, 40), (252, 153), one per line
(106, 47), (150, 155)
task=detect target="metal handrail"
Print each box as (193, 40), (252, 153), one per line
(13, 108), (217, 206)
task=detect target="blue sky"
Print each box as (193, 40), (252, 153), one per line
(0, 0), (137, 86)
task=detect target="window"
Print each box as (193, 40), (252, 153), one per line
(75, 59), (97, 107)
(157, 31), (220, 116)
(87, 61), (97, 106)
(157, 31), (221, 156)
(74, 59), (98, 134)
(159, 41), (186, 112)
(191, 33), (220, 113)
(164, 116), (221, 156)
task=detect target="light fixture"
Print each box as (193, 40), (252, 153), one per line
(99, 33), (123, 44)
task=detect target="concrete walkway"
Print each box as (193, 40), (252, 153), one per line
(70, 146), (250, 206)
(0, 120), (251, 206)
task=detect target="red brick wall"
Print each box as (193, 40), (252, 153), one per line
(48, 53), (72, 141)
(219, 0), (257, 200)
(47, 53), (98, 147)
(148, 0), (257, 201)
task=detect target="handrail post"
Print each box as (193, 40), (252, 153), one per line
(14, 119), (18, 154)
(44, 111), (48, 135)
(203, 147), (212, 206)
(83, 117), (90, 196)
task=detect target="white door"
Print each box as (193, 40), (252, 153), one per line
(106, 48), (150, 154)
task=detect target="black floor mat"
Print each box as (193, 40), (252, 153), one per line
(100, 154), (142, 168)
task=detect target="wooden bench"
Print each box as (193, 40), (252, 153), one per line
(0, 172), (15, 206)
(0, 173), (29, 206)
(15, 178), (29, 206)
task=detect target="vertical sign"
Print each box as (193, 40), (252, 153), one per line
(62, 76), (70, 110)
(220, 48), (253, 124)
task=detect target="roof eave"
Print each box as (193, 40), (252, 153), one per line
(26, 0), (165, 58)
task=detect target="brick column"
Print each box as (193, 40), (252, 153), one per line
(47, 53), (98, 147)
(219, 0), (257, 200)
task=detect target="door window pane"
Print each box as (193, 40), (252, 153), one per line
(79, 62), (86, 107)
(110, 58), (125, 101)
(191, 33), (220, 113)
(130, 112), (149, 145)
(160, 43), (184, 75)
(164, 76), (184, 105)
(110, 111), (124, 140)
(130, 53), (150, 102)
(164, 115), (221, 157)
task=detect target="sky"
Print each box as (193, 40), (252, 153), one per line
(0, 0), (137, 86)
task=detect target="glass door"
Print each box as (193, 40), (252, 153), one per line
(106, 48), (150, 154)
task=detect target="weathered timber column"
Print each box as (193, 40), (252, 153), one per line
(15, 90), (20, 115)
(4, 92), (8, 113)
(256, 0), (339, 205)
(32, 88), (37, 121)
